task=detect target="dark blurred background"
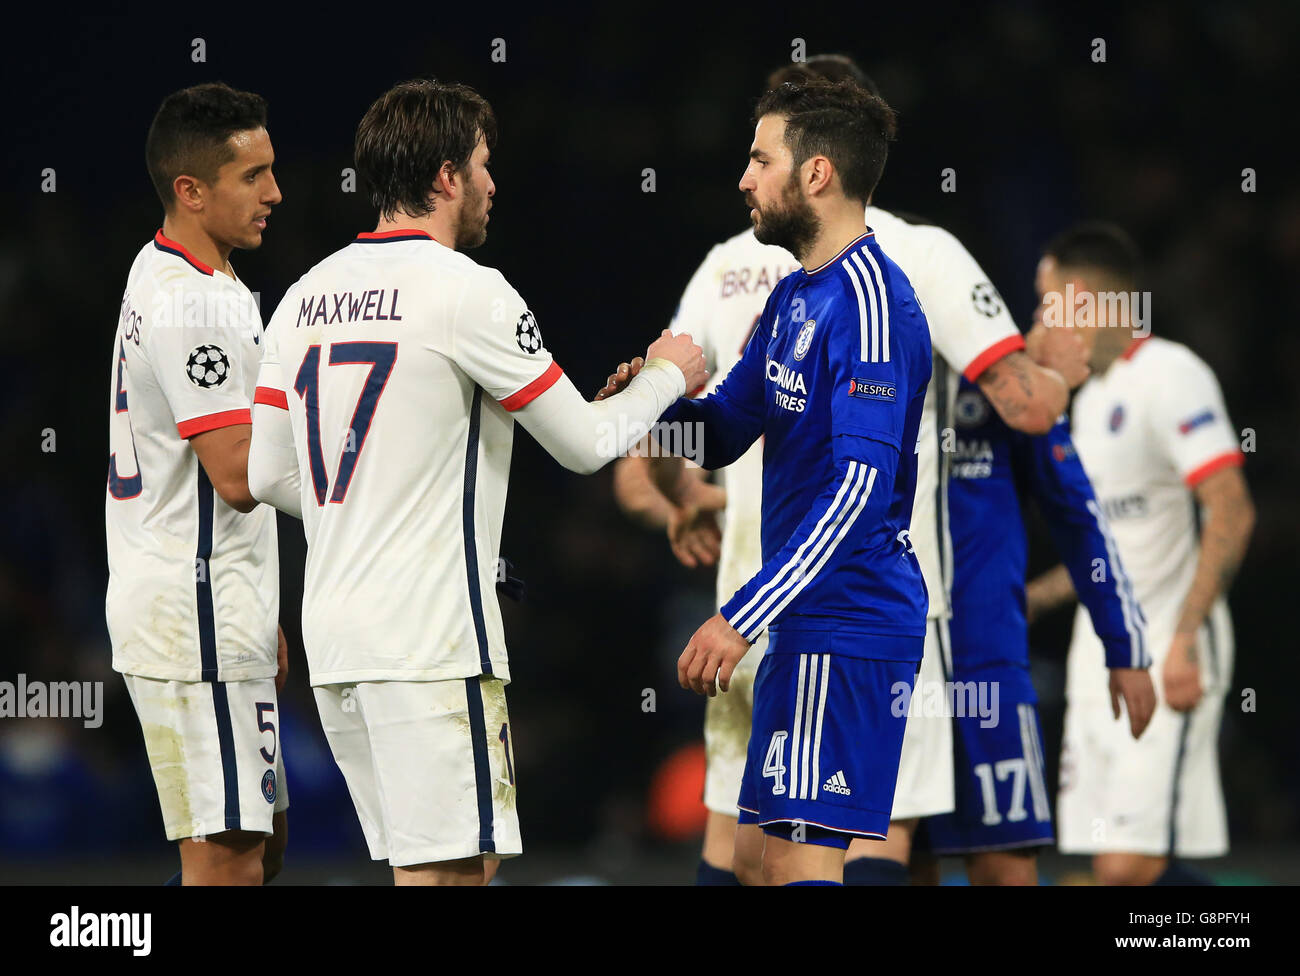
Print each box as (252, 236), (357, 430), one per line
(1, 2), (1296, 883)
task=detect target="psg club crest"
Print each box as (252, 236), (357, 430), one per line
(261, 769), (277, 804)
(793, 319), (816, 361)
(1109, 403), (1125, 432)
(515, 310), (543, 354)
(186, 345), (231, 388)
(954, 389), (991, 428)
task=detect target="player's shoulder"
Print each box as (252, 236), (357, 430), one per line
(1130, 335), (1218, 383)
(711, 226), (789, 264)
(135, 234), (217, 299)
(866, 205), (967, 262)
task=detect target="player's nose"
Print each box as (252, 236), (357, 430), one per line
(265, 173), (283, 206)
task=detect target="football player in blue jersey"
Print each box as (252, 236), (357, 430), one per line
(915, 373), (1155, 884)
(660, 79), (933, 886)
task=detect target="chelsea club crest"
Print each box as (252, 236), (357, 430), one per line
(793, 319), (816, 361)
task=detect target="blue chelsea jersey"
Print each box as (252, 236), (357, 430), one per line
(660, 231), (932, 659)
(948, 377), (1148, 682)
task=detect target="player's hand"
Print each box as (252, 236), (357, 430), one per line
(594, 357), (645, 401)
(1026, 321), (1090, 390)
(647, 329), (708, 394)
(1162, 631), (1203, 712)
(678, 613), (750, 696)
(668, 504), (722, 568)
(275, 625), (289, 694)
(1109, 667), (1156, 738)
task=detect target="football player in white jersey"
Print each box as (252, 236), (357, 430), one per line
(1026, 223), (1255, 884)
(106, 83), (289, 885)
(607, 55), (1093, 884)
(247, 80), (706, 886)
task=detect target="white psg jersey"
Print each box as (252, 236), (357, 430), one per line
(106, 232), (279, 682)
(1067, 336), (1242, 693)
(256, 230), (565, 685)
(674, 214), (1023, 622)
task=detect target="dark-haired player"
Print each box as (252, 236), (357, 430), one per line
(1027, 223), (1254, 884)
(106, 82), (289, 885)
(663, 79), (933, 886)
(247, 79), (705, 885)
(610, 54), (1090, 885)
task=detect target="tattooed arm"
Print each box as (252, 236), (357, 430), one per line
(975, 350), (1071, 436)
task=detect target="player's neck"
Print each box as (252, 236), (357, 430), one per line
(800, 209), (871, 272)
(373, 210), (452, 248)
(160, 214), (235, 278)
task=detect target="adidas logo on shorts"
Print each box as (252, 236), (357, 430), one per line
(823, 770), (851, 796)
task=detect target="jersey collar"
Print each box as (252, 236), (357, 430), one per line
(354, 229), (437, 244)
(153, 230), (214, 276)
(804, 230), (876, 277)
(1119, 334), (1152, 361)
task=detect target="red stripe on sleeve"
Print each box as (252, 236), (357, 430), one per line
(177, 408), (253, 439)
(1184, 450), (1244, 488)
(254, 386), (289, 410)
(962, 334), (1027, 382)
(500, 362), (564, 412)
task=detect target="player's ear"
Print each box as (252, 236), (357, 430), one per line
(435, 161), (457, 197)
(171, 174), (205, 214)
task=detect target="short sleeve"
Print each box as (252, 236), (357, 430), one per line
(145, 276), (258, 438)
(253, 319), (289, 411)
(917, 229), (1024, 381)
(1148, 350), (1243, 487)
(452, 269), (562, 412)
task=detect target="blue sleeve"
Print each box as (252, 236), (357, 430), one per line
(718, 301), (912, 641)
(721, 434), (899, 640)
(1016, 419), (1150, 670)
(655, 295), (769, 470)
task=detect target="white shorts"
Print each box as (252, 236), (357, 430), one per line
(124, 673), (289, 842)
(1057, 689), (1228, 858)
(702, 632), (767, 816)
(314, 677), (522, 867)
(890, 617), (956, 820)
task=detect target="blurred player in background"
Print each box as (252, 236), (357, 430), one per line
(915, 368), (1153, 885)
(1026, 223), (1255, 885)
(659, 78), (933, 886)
(106, 83), (289, 885)
(611, 54), (1088, 884)
(247, 79), (705, 886)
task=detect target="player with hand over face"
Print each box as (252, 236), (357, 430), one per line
(1026, 223), (1254, 885)
(248, 79), (705, 886)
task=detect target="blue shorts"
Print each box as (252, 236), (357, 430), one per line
(923, 695), (1054, 855)
(737, 632), (921, 846)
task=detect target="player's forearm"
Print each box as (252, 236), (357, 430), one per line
(1025, 564), (1076, 621)
(648, 454), (687, 505)
(612, 452), (676, 530)
(1174, 492), (1255, 635)
(516, 359), (686, 475)
(978, 352), (1068, 436)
